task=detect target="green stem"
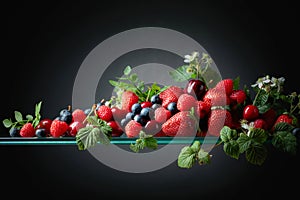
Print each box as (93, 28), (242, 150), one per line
(252, 89), (261, 106)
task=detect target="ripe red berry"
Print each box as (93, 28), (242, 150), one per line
(111, 107), (127, 121)
(107, 120), (123, 137)
(177, 94), (197, 111)
(253, 119), (267, 130)
(125, 120), (142, 138)
(154, 107), (172, 124)
(215, 79), (234, 96)
(36, 118), (52, 134)
(68, 121), (85, 137)
(96, 105), (113, 122)
(144, 120), (161, 135)
(196, 100), (211, 119)
(50, 119), (69, 137)
(243, 105), (259, 121)
(121, 91), (139, 112)
(207, 109), (232, 136)
(20, 123), (35, 137)
(141, 101), (152, 108)
(184, 79), (207, 100)
(230, 90), (246, 104)
(72, 109), (86, 123)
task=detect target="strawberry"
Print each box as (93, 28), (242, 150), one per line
(161, 111), (197, 137)
(154, 107), (171, 124)
(20, 123), (35, 137)
(50, 119), (69, 137)
(203, 88), (230, 107)
(177, 94), (197, 111)
(253, 119), (267, 130)
(72, 109), (86, 123)
(261, 108), (277, 130)
(207, 109), (232, 136)
(125, 120), (142, 138)
(121, 91), (139, 112)
(272, 114), (297, 128)
(144, 120), (161, 135)
(230, 90), (246, 104)
(196, 100), (211, 119)
(159, 86), (184, 108)
(96, 105), (113, 122)
(215, 79), (233, 96)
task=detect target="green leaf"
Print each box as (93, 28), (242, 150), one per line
(130, 139), (145, 153)
(144, 137), (158, 150)
(272, 131), (297, 155)
(76, 126), (101, 150)
(245, 142), (267, 165)
(223, 140), (240, 159)
(129, 73), (138, 82)
(237, 133), (252, 153)
(177, 146), (197, 169)
(248, 128), (268, 143)
(169, 65), (193, 82)
(123, 65), (132, 76)
(273, 122), (294, 132)
(233, 76), (240, 90)
(14, 111), (23, 122)
(3, 119), (13, 128)
(190, 141), (200, 153)
(109, 80), (119, 87)
(35, 101), (42, 117)
(220, 126), (231, 142)
(198, 149), (211, 165)
(26, 115), (33, 120)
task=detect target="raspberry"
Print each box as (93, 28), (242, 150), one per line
(72, 109), (86, 123)
(20, 123), (35, 137)
(177, 94), (197, 111)
(125, 120), (142, 138)
(96, 105), (113, 122)
(154, 107), (171, 124)
(121, 91), (139, 112)
(50, 119), (69, 137)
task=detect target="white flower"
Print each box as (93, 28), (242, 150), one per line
(184, 51), (199, 63)
(251, 75), (285, 92)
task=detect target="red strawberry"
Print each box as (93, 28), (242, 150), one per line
(159, 86), (184, 108)
(121, 91), (139, 112)
(207, 109), (232, 136)
(125, 120), (142, 138)
(154, 107), (171, 124)
(261, 108), (277, 130)
(273, 114), (296, 128)
(243, 105), (259, 121)
(154, 129), (167, 137)
(72, 109), (86, 123)
(203, 88), (230, 107)
(50, 119), (69, 137)
(96, 105), (113, 122)
(230, 90), (246, 104)
(215, 79), (233, 96)
(20, 123), (35, 137)
(177, 94), (197, 111)
(162, 111), (197, 137)
(253, 119), (267, 130)
(196, 100), (211, 119)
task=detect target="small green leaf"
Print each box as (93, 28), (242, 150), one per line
(223, 140), (240, 159)
(144, 137), (158, 150)
(129, 73), (138, 82)
(248, 128), (268, 143)
(169, 65), (193, 82)
(14, 111), (23, 122)
(245, 142), (267, 165)
(220, 126), (231, 142)
(190, 141), (200, 153)
(3, 119), (13, 128)
(233, 76), (240, 90)
(237, 133), (251, 153)
(35, 101), (42, 116)
(76, 126), (100, 150)
(109, 80), (119, 87)
(272, 131), (297, 155)
(273, 122), (294, 132)
(26, 115), (33, 120)
(123, 66), (132, 76)
(198, 149), (211, 165)
(177, 146), (197, 169)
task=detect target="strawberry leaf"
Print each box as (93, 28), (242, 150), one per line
(178, 146), (197, 169)
(223, 140), (240, 159)
(245, 142), (267, 165)
(272, 131), (297, 155)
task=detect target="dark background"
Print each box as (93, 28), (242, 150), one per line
(2, 1), (299, 199)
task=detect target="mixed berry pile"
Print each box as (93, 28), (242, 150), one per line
(3, 52), (300, 168)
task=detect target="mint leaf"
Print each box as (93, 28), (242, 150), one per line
(272, 131), (297, 155)
(123, 65), (132, 76)
(130, 139), (145, 153)
(223, 140), (240, 159)
(169, 65), (193, 82)
(198, 149), (211, 165)
(3, 119), (13, 128)
(220, 126), (231, 142)
(130, 135), (158, 153)
(245, 142), (267, 165)
(14, 111), (22, 122)
(190, 140), (200, 153)
(178, 146), (197, 169)
(144, 136), (158, 150)
(76, 126), (101, 150)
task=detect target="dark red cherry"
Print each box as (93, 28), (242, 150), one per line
(184, 79), (207, 100)
(36, 119), (52, 133)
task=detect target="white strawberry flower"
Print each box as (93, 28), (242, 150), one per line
(184, 51), (199, 63)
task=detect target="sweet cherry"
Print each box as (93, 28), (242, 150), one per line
(243, 105), (259, 121)
(184, 79), (207, 100)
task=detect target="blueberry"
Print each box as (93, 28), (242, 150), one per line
(120, 118), (130, 127)
(9, 127), (20, 137)
(84, 108), (91, 115)
(60, 114), (73, 124)
(150, 94), (162, 104)
(125, 112), (135, 120)
(35, 128), (47, 137)
(292, 127), (300, 140)
(151, 103), (161, 110)
(131, 103), (142, 115)
(134, 115), (148, 126)
(167, 102), (179, 115)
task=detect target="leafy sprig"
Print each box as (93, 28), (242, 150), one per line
(130, 131), (158, 153)
(2, 101), (42, 133)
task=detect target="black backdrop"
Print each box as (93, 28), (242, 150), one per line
(2, 1), (299, 199)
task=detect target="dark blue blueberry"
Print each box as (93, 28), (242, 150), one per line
(35, 128), (47, 137)
(292, 127), (300, 140)
(150, 94), (162, 104)
(140, 107), (151, 119)
(134, 115), (148, 126)
(60, 114), (73, 124)
(167, 102), (179, 115)
(125, 112), (135, 120)
(151, 103), (161, 110)
(131, 103), (142, 115)
(9, 127), (20, 137)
